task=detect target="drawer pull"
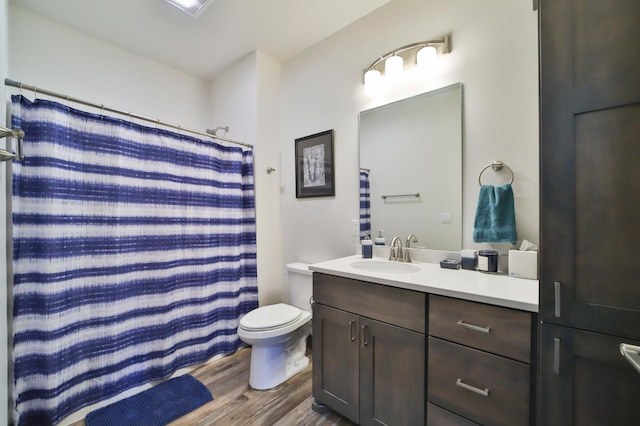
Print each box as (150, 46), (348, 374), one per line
(620, 343), (640, 376)
(456, 378), (490, 397)
(553, 337), (561, 374)
(349, 320), (356, 342)
(554, 281), (561, 317)
(362, 325), (368, 347)
(457, 320), (491, 334)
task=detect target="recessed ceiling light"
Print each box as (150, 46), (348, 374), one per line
(162, 0), (213, 17)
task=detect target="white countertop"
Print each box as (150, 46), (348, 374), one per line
(309, 255), (539, 312)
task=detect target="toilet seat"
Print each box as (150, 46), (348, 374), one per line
(239, 303), (302, 332)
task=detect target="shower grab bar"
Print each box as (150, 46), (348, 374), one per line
(0, 124), (25, 162)
(0, 123), (25, 139)
(381, 192), (420, 200)
(0, 149), (15, 162)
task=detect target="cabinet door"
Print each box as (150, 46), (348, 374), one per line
(540, 323), (640, 425)
(312, 303), (360, 423)
(539, 0), (640, 338)
(360, 317), (425, 426)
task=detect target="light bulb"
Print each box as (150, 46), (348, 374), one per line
(417, 45), (437, 69)
(364, 69), (382, 95)
(384, 55), (404, 81)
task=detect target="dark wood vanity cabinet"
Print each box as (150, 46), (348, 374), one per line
(539, 0), (640, 423)
(427, 295), (536, 426)
(539, 323), (640, 425)
(312, 273), (426, 426)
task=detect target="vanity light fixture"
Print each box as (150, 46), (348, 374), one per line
(162, 0), (213, 17)
(363, 35), (451, 93)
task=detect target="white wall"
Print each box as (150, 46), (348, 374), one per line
(1, 0), (10, 423)
(280, 0), (539, 266)
(9, 5), (210, 130)
(209, 51), (283, 306)
(254, 52), (284, 304)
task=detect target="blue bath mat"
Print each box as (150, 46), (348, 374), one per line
(85, 374), (213, 426)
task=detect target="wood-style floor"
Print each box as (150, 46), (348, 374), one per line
(76, 347), (355, 426)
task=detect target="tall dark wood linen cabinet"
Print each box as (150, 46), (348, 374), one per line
(539, 1), (640, 425)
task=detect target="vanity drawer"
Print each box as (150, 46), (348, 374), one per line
(427, 402), (480, 425)
(429, 295), (531, 363)
(313, 273), (425, 333)
(428, 337), (530, 426)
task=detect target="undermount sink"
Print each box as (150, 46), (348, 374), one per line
(350, 260), (421, 274)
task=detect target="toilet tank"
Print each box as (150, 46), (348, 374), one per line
(286, 262), (313, 313)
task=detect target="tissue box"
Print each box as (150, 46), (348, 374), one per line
(508, 250), (538, 280)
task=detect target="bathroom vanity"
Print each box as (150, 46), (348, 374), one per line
(310, 255), (538, 426)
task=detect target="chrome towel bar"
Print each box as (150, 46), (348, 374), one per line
(381, 192), (420, 200)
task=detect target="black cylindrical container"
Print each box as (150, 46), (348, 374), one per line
(478, 250), (498, 273)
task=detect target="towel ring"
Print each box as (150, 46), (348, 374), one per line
(478, 161), (514, 186)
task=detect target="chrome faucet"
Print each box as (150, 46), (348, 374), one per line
(389, 236), (404, 262)
(404, 234), (418, 262)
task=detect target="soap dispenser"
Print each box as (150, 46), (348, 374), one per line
(361, 235), (373, 258)
(374, 230), (386, 246)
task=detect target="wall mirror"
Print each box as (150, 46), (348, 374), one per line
(359, 83), (462, 251)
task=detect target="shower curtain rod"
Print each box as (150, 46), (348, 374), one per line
(4, 78), (253, 149)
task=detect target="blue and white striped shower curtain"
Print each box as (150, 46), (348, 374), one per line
(359, 170), (371, 239)
(10, 95), (258, 426)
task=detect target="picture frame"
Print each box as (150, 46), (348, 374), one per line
(295, 129), (335, 198)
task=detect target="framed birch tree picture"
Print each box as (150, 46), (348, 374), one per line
(295, 129), (335, 198)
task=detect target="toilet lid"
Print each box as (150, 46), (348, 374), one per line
(239, 303), (302, 331)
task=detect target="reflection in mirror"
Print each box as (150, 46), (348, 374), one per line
(359, 83), (462, 251)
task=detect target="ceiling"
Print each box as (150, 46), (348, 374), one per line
(9, 0), (391, 81)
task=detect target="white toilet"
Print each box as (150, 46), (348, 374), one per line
(237, 262), (313, 390)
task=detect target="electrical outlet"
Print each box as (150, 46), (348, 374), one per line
(440, 212), (452, 224)
(351, 219), (360, 236)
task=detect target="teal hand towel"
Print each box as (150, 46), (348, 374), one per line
(473, 183), (517, 244)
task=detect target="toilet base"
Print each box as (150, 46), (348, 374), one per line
(248, 345), (309, 390)
(247, 322), (311, 390)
